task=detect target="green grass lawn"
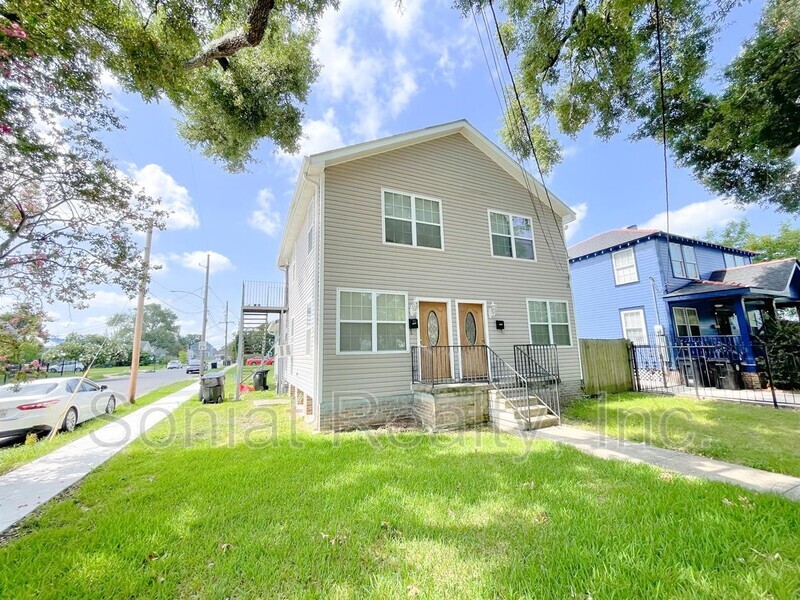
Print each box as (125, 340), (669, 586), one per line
(564, 393), (800, 477)
(0, 389), (798, 598)
(0, 378), (193, 477)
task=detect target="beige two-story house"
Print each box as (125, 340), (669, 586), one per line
(276, 120), (583, 432)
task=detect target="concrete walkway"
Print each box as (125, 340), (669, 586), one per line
(528, 425), (800, 501)
(0, 381), (199, 534)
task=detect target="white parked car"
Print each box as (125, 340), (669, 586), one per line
(48, 361), (85, 373)
(0, 377), (119, 437)
(166, 360), (182, 369)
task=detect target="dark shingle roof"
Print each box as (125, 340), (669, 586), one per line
(568, 228), (760, 261)
(664, 280), (745, 298)
(664, 258), (799, 298)
(568, 229), (659, 259)
(709, 258), (799, 291)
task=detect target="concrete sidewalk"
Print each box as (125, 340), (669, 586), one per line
(528, 425), (800, 501)
(0, 382), (199, 534)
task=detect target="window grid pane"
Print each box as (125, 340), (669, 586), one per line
(385, 218), (413, 245)
(530, 324), (551, 345)
(492, 234), (513, 257)
(339, 323), (372, 352)
(415, 198), (440, 224)
(376, 293), (405, 321)
(384, 192), (412, 219)
(549, 302), (568, 324)
(514, 238), (535, 260)
(377, 323), (406, 351)
(512, 216), (532, 239)
(416, 222), (442, 249)
(529, 301), (571, 346)
(490, 212), (510, 235)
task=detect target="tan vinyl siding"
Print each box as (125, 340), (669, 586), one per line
(285, 191), (319, 398)
(321, 133), (580, 405)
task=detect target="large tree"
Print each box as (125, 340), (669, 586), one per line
(108, 303), (183, 357)
(2, 0), (337, 172)
(456, 0), (800, 212)
(0, 304), (46, 372)
(706, 219), (800, 262)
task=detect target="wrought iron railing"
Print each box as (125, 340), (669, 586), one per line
(243, 281), (286, 308)
(513, 344), (561, 416)
(674, 335), (752, 365)
(411, 345), (560, 423)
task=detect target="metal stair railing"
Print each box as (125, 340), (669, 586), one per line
(513, 344), (561, 418)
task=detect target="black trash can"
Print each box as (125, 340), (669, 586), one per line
(253, 370), (268, 391)
(713, 360), (741, 390)
(210, 361), (218, 369)
(199, 372), (225, 403)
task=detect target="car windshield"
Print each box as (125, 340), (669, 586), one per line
(0, 382), (59, 398)
(188, 360), (199, 365)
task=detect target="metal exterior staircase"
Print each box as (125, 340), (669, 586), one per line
(486, 346), (560, 433)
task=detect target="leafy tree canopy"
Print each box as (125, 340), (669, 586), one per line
(706, 219), (800, 262)
(108, 303), (183, 356)
(0, 304), (46, 370)
(2, 0), (337, 171)
(455, 0), (800, 212)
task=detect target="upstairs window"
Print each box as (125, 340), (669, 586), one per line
(612, 247), (638, 285)
(724, 252), (748, 267)
(489, 211), (535, 260)
(673, 307), (701, 337)
(383, 190), (442, 249)
(670, 243), (699, 279)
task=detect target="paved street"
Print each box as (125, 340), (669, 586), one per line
(101, 367), (195, 399)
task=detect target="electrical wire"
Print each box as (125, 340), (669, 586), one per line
(653, 0), (671, 253)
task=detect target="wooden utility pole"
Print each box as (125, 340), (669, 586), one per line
(198, 254), (210, 378)
(223, 301), (229, 366)
(128, 220), (154, 404)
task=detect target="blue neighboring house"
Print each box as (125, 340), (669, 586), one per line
(568, 227), (800, 382)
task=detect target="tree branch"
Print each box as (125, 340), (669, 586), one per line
(183, 0), (275, 69)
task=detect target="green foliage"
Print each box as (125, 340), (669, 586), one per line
(754, 317), (800, 390)
(230, 324), (274, 355)
(44, 333), (129, 367)
(2, 0), (336, 171)
(108, 303), (183, 356)
(0, 304), (47, 374)
(456, 0), (800, 212)
(706, 219), (800, 262)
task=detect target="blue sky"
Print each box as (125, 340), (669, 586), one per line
(47, 0), (790, 349)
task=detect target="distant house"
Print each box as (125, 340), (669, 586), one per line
(568, 227), (800, 385)
(276, 120), (583, 432)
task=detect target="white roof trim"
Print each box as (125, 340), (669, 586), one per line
(277, 119), (576, 266)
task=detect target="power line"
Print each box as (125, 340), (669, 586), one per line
(476, 4), (568, 276)
(653, 0), (672, 251)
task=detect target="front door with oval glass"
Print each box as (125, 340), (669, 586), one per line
(458, 303), (488, 380)
(418, 301), (451, 382)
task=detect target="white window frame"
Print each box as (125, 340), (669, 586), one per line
(526, 299), (572, 347)
(612, 247), (638, 285)
(487, 210), (536, 261)
(724, 252), (748, 267)
(381, 189), (444, 251)
(673, 306), (701, 337)
(305, 303), (313, 355)
(670, 243), (700, 279)
(336, 288), (409, 355)
(620, 308), (649, 345)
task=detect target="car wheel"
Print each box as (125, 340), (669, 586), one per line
(62, 407), (78, 432)
(105, 396), (116, 415)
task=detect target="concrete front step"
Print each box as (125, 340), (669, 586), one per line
(489, 400), (550, 419)
(489, 407), (559, 432)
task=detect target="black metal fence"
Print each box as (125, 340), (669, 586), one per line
(631, 341), (799, 407)
(411, 345), (489, 386)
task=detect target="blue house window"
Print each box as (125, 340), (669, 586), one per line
(673, 307), (701, 337)
(724, 253), (748, 267)
(612, 247), (638, 285)
(670, 243), (699, 279)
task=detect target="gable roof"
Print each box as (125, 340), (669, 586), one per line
(664, 258), (799, 298)
(277, 120), (576, 266)
(568, 228), (760, 261)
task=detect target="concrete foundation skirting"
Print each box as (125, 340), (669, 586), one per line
(412, 383), (490, 431)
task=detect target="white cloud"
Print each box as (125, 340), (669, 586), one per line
(641, 197), (749, 238)
(99, 69), (122, 93)
(88, 291), (136, 309)
(313, 3), (418, 141)
(129, 164), (200, 230)
(565, 203), (588, 242)
(276, 108), (344, 168)
(250, 188), (282, 236)
(174, 251), (234, 274)
(149, 253), (170, 275)
(380, 0), (423, 40)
